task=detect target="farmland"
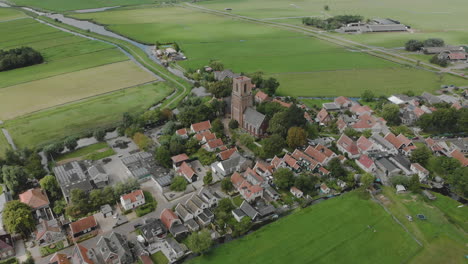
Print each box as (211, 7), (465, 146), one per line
(189, 190), (467, 264)
(1, 82), (173, 149)
(0, 16), (158, 120)
(73, 5), (468, 97)
(189, 191), (421, 264)
(9, 0), (156, 12)
(0, 7), (26, 21)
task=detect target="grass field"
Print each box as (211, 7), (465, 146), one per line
(73, 6), (468, 97)
(0, 133), (10, 158)
(301, 98), (333, 108)
(150, 251), (168, 264)
(0, 82), (173, 149)
(56, 142), (112, 163)
(189, 191), (421, 264)
(0, 7), (27, 21)
(9, 0), (156, 12)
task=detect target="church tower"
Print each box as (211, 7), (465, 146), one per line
(231, 76), (253, 127)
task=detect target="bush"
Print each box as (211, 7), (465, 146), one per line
(135, 191), (157, 217)
(423, 38), (445, 47)
(405, 40), (423, 51)
(170, 176), (188, 192)
(93, 129), (106, 141)
(430, 55), (449, 67)
(229, 119), (239, 129)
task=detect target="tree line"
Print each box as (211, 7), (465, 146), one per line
(0, 47), (43, 72)
(302, 15), (363, 30)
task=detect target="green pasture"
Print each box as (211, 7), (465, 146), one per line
(189, 191), (421, 264)
(1, 82), (173, 149)
(9, 0), (156, 12)
(0, 133), (10, 158)
(56, 142), (112, 162)
(0, 7), (27, 21)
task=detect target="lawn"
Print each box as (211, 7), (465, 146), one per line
(1, 82), (173, 149)
(150, 251), (168, 264)
(9, 0), (156, 12)
(189, 191), (421, 264)
(301, 98), (333, 109)
(73, 6), (468, 97)
(39, 240), (65, 257)
(56, 142), (111, 162)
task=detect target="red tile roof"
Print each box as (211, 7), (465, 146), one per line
(385, 132), (404, 149)
(231, 172), (245, 188)
(206, 138), (224, 149)
(121, 189), (144, 203)
(77, 245), (94, 264)
(19, 188), (49, 209)
(244, 167), (265, 183)
(191, 120), (211, 133)
(411, 163), (429, 174)
(357, 155), (374, 169)
(70, 216), (97, 235)
(292, 149), (319, 169)
(357, 136), (373, 152)
(254, 161), (273, 174)
(450, 149), (468, 167)
(255, 91), (269, 102)
(176, 128), (188, 136)
(448, 52), (466, 60)
(317, 108), (330, 123)
(160, 208), (179, 229)
(49, 253), (70, 264)
(36, 220), (61, 240)
(140, 255), (153, 264)
(315, 144), (336, 158)
(319, 167), (330, 175)
(337, 134), (359, 156)
(272, 99), (292, 108)
(283, 154), (300, 170)
(219, 147), (238, 160)
(171, 153), (189, 164)
(336, 118), (347, 131)
(396, 134), (412, 147)
(178, 162), (196, 179)
(290, 186), (302, 195)
(451, 102), (462, 110)
(304, 146), (327, 164)
(271, 156), (283, 169)
(413, 107), (425, 117)
(334, 96), (351, 106)
(195, 130), (215, 141)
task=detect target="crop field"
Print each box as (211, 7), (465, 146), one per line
(0, 82), (173, 149)
(0, 7), (26, 21)
(0, 17), (158, 120)
(189, 191), (421, 264)
(9, 0), (156, 12)
(73, 6), (468, 97)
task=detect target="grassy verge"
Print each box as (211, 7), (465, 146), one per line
(57, 142), (110, 162)
(135, 191), (158, 217)
(40, 240), (65, 257)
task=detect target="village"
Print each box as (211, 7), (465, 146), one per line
(0, 66), (465, 264)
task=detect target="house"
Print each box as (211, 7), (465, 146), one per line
(291, 149), (319, 172)
(421, 92), (442, 105)
(120, 152), (154, 180)
(264, 186), (280, 201)
(375, 157), (401, 176)
(49, 253), (70, 264)
(320, 183), (330, 194)
(315, 144), (338, 162)
(70, 215), (98, 240)
(0, 234), (14, 260)
(53, 161), (93, 203)
(35, 219), (64, 246)
(334, 96), (353, 109)
(171, 153), (190, 169)
(389, 155), (413, 175)
(290, 187), (303, 198)
(336, 118), (347, 132)
(352, 114), (387, 133)
(370, 133), (398, 155)
(322, 102), (341, 112)
(422, 46), (464, 54)
(253, 161), (273, 179)
(202, 138), (225, 152)
(211, 152), (248, 176)
(304, 146), (329, 165)
(198, 187), (219, 207)
(139, 218), (165, 243)
(449, 149), (468, 167)
(178, 162), (197, 182)
(165, 237), (187, 260)
(160, 209), (188, 237)
(195, 130), (216, 143)
(281, 154), (301, 171)
(175, 204), (193, 222)
(438, 51), (467, 62)
(316, 108), (331, 124)
(120, 189), (145, 211)
(350, 104), (373, 116)
(19, 188), (51, 220)
(95, 232), (134, 264)
(218, 147), (238, 161)
(190, 120), (211, 134)
(451, 138), (468, 154)
(385, 132), (416, 154)
(356, 155), (376, 173)
(238, 201), (259, 221)
(71, 244), (96, 264)
(231, 172), (263, 202)
(175, 128), (189, 139)
(214, 69), (240, 81)
(87, 165), (109, 188)
(255, 90), (270, 103)
(411, 163), (430, 182)
(395, 185), (406, 194)
(337, 134), (359, 159)
(100, 204), (112, 218)
(318, 167), (330, 177)
(357, 136), (378, 154)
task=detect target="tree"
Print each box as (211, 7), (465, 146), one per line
(2, 201), (35, 237)
(209, 60), (224, 71)
(93, 129), (106, 141)
(204, 171), (213, 185)
(155, 146), (172, 168)
(327, 158), (347, 180)
(2, 165), (28, 195)
(197, 148), (217, 166)
(221, 177), (233, 193)
(229, 119), (239, 129)
(64, 136), (78, 151)
(39, 175), (61, 201)
(391, 175), (409, 187)
(294, 173), (318, 194)
(232, 216), (252, 237)
(70, 189), (88, 211)
(405, 39), (423, 51)
(211, 118), (224, 135)
(305, 123), (319, 139)
(261, 77), (280, 96)
(344, 127), (361, 138)
(286, 127), (307, 149)
(361, 90), (375, 102)
(273, 168), (294, 190)
(133, 132), (152, 150)
(362, 129), (372, 138)
(448, 167), (468, 197)
(170, 176), (187, 192)
(122, 112), (134, 128)
(262, 134), (286, 158)
(43, 142), (64, 157)
(408, 174), (421, 193)
(381, 104), (401, 126)
(360, 173), (375, 189)
(53, 200), (66, 215)
(428, 156), (461, 176)
(423, 38), (444, 47)
(410, 146), (432, 167)
(324, 5), (329, 11)
(24, 152), (46, 180)
(430, 55), (449, 67)
(186, 229), (213, 254)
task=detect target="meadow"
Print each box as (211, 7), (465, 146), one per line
(0, 16), (158, 119)
(0, 133), (10, 158)
(189, 191), (421, 264)
(9, 0), (156, 12)
(0, 82), (173, 149)
(0, 6), (26, 21)
(73, 6), (468, 97)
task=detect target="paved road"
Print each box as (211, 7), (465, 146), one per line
(2, 128), (16, 150)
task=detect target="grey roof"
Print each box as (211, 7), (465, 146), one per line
(198, 187), (216, 202)
(451, 138), (468, 151)
(367, 24), (407, 32)
(257, 204), (275, 217)
(197, 211), (210, 224)
(219, 152), (246, 171)
(154, 175), (172, 187)
(322, 103), (340, 111)
(265, 186), (279, 198)
(372, 18), (398, 25)
(438, 94), (458, 104)
(88, 165), (108, 185)
(243, 107), (266, 129)
(130, 167), (151, 179)
(203, 208), (214, 219)
(422, 46), (464, 54)
(140, 218), (164, 240)
(240, 201), (258, 220)
(185, 200), (201, 214)
(175, 204), (191, 220)
(190, 194), (206, 208)
(392, 155), (411, 170)
(96, 232), (133, 264)
(232, 208), (246, 218)
(100, 204), (112, 214)
(53, 161), (93, 198)
(166, 237), (186, 254)
(421, 92), (442, 104)
(121, 155), (140, 166)
(184, 219), (199, 231)
(371, 133), (395, 150)
(376, 157), (399, 172)
(170, 223), (188, 236)
(214, 69), (240, 81)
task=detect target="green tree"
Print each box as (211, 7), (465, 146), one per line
(410, 146), (432, 167)
(93, 129), (106, 142)
(24, 152), (46, 180)
(186, 229), (213, 254)
(324, 5), (329, 11)
(344, 127), (361, 138)
(209, 60), (224, 71)
(197, 148), (217, 166)
(448, 167), (468, 197)
(408, 174), (421, 193)
(262, 134), (286, 158)
(221, 177), (233, 193)
(327, 158), (347, 180)
(273, 168), (294, 190)
(39, 175), (61, 201)
(216, 198), (235, 214)
(133, 132), (152, 151)
(53, 200), (66, 215)
(89, 189), (103, 210)
(362, 129), (372, 138)
(360, 173), (375, 189)
(229, 119), (239, 129)
(423, 38), (444, 47)
(405, 39), (423, 51)
(381, 104), (401, 126)
(261, 77), (280, 96)
(70, 189), (89, 215)
(294, 173), (318, 194)
(170, 176), (187, 192)
(361, 90), (375, 102)
(286, 127), (307, 149)
(204, 171), (213, 185)
(64, 136), (78, 151)
(2, 201), (35, 237)
(2, 165), (28, 195)
(211, 118), (224, 135)
(232, 216), (252, 237)
(155, 146), (172, 168)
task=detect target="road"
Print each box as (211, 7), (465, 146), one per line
(181, 3), (467, 79)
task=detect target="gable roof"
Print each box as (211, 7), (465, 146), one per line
(334, 96), (352, 106)
(178, 162), (196, 179)
(357, 136), (374, 152)
(160, 209), (179, 229)
(243, 107), (266, 129)
(176, 128), (188, 136)
(357, 155), (374, 169)
(191, 120), (211, 133)
(19, 188), (49, 209)
(75, 245), (94, 264)
(70, 215), (97, 235)
(411, 163), (429, 174)
(231, 172), (245, 189)
(36, 219), (61, 240)
(384, 132), (404, 149)
(121, 189), (144, 203)
(450, 149), (468, 167)
(337, 134), (359, 156)
(239, 201), (259, 219)
(255, 91), (269, 101)
(49, 253), (70, 264)
(304, 146), (327, 164)
(317, 108), (330, 123)
(283, 154), (300, 170)
(219, 147), (238, 161)
(206, 138), (224, 149)
(315, 144), (336, 158)
(171, 153), (190, 164)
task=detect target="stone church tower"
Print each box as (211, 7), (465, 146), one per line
(231, 76), (253, 127)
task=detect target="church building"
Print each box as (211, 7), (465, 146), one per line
(231, 76), (267, 137)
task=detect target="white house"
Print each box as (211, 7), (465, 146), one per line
(120, 189), (145, 211)
(290, 187), (303, 198)
(410, 163), (430, 182)
(356, 155), (377, 173)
